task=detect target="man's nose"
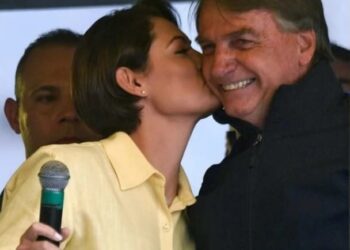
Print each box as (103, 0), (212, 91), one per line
(210, 47), (237, 80)
(59, 98), (79, 123)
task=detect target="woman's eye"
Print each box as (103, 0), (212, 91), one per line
(176, 47), (190, 54)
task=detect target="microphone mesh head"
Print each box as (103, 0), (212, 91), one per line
(38, 160), (70, 190)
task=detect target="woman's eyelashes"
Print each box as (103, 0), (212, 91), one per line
(176, 41), (193, 55)
(176, 46), (191, 54)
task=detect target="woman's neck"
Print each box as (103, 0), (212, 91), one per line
(130, 116), (196, 205)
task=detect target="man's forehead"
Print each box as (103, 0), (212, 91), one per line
(197, 9), (276, 42)
(196, 26), (257, 45)
(24, 44), (75, 63)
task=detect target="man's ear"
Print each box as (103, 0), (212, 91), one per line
(297, 30), (316, 66)
(115, 67), (147, 97)
(4, 98), (20, 134)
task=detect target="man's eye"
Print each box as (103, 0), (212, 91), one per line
(200, 44), (214, 55)
(35, 95), (55, 103)
(232, 39), (255, 49)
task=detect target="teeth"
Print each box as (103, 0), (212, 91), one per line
(222, 79), (253, 91)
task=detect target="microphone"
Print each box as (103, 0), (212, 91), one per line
(38, 160), (70, 246)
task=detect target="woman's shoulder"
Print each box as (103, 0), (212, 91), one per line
(9, 141), (107, 187)
(38, 141), (110, 174)
(41, 141), (105, 162)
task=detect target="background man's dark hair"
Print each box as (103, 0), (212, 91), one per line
(15, 29), (82, 101)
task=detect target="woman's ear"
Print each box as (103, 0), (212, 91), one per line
(115, 67), (147, 97)
(297, 30), (316, 66)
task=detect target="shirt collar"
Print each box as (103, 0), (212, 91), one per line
(101, 132), (196, 208)
(170, 168), (196, 211)
(101, 132), (157, 190)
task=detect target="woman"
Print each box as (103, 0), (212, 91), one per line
(0, 0), (219, 249)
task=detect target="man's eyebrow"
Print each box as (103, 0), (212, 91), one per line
(225, 28), (258, 39)
(30, 85), (58, 96)
(195, 27), (258, 45)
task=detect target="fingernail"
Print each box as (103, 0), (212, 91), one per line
(54, 232), (63, 241)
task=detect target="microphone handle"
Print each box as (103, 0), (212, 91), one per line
(38, 189), (64, 246)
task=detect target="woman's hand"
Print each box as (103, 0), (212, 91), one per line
(16, 222), (69, 250)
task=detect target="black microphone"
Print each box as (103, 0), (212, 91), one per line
(37, 160), (70, 246)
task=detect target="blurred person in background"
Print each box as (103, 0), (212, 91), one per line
(330, 43), (350, 93)
(4, 29), (102, 159)
(1, 29), (102, 210)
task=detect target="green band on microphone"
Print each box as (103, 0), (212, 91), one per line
(41, 189), (64, 208)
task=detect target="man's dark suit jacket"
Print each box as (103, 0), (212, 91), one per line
(188, 61), (349, 250)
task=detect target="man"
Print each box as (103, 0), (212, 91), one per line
(188, 0), (349, 250)
(224, 43), (350, 156)
(331, 43), (350, 93)
(1, 29), (101, 209)
(4, 29), (101, 158)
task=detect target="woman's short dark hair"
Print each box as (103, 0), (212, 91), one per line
(73, 0), (179, 137)
(194, 0), (332, 64)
